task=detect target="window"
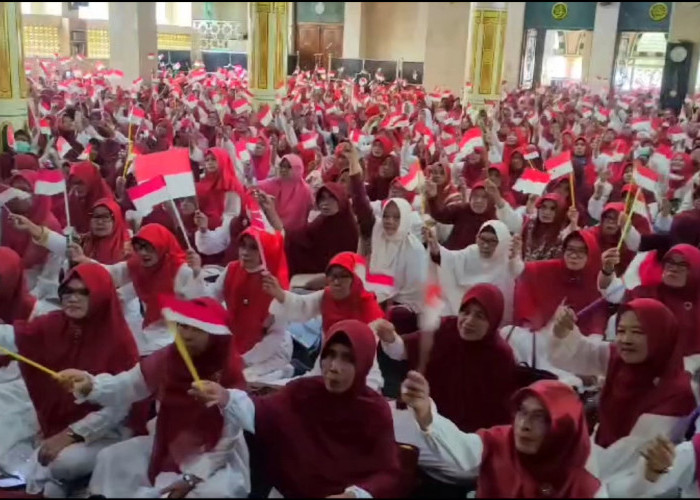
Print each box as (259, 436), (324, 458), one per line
(21, 2), (62, 16)
(156, 2), (167, 25)
(156, 2), (192, 27)
(78, 2), (109, 20)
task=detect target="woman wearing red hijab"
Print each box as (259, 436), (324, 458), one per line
(365, 136), (394, 182)
(549, 298), (695, 494)
(258, 153), (314, 232)
(426, 180), (496, 250)
(521, 193), (568, 262)
(2, 171), (63, 298)
(581, 202), (637, 274)
(366, 152), (401, 201)
(192, 227), (294, 383)
(402, 376), (602, 498)
(250, 135), (272, 181)
(462, 147), (488, 188)
(192, 319), (403, 498)
(0, 247), (37, 324)
(196, 147), (245, 226)
(382, 284), (518, 433)
(70, 223), (204, 355)
(263, 252), (386, 391)
(487, 163), (517, 207)
(58, 296), (249, 498)
(0, 264), (141, 497)
(68, 161), (115, 234)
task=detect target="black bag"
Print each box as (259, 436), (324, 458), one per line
(505, 326), (558, 389)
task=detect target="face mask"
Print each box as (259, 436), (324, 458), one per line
(14, 141), (33, 154)
(634, 146), (651, 159)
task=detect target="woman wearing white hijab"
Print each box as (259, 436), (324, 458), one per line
(425, 220), (523, 324)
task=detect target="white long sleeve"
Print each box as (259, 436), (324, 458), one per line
(222, 389), (256, 434)
(68, 403), (129, 444)
(175, 263), (207, 299)
(102, 261), (132, 288)
(241, 315), (290, 367)
(599, 274), (626, 304)
(195, 218), (233, 256)
(496, 202), (524, 234)
(380, 335), (407, 361)
(268, 290), (323, 324)
(548, 328), (611, 377)
(77, 364), (152, 409)
(654, 213), (674, 234)
(0, 325), (17, 353)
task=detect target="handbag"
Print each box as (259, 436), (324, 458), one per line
(505, 326), (558, 389)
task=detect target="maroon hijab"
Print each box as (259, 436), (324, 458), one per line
(13, 264), (140, 438)
(406, 284), (517, 433)
(477, 381), (600, 498)
(253, 320), (401, 498)
(0, 247), (36, 324)
(596, 299), (696, 448)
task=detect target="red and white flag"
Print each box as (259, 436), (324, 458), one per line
(458, 128), (484, 157)
(77, 144), (92, 161)
(134, 148), (195, 199)
(189, 68), (207, 81)
(56, 137), (73, 158)
(545, 151), (573, 180)
(0, 187), (31, 206)
(365, 273), (395, 302)
(39, 101), (51, 116)
(512, 168), (551, 196)
(34, 170), (66, 196)
(419, 283), (444, 332)
(258, 106), (273, 127)
(349, 129), (365, 146)
(442, 137), (458, 156)
(594, 107), (611, 122)
(129, 106), (146, 125)
(6, 125), (15, 151)
(127, 175), (170, 216)
(631, 118), (652, 133)
(632, 165), (660, 193)
(523, 148), (540, 161)
(232, 99), (251, 115)
(649, 144), (672, 172)
(160, 295), (230, 336)
(94, 61), (106, 72)
(132, 77), (143, 89)
(399, 161), (425, 191)
(668, 125), (687, 143)
(235, 140), (251, 163)
(245, 194), (275, 234)
(300, 132), (319, 150)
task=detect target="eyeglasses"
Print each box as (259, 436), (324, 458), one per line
(564, 246), (588, 257)
(477, 234), (499, 246)
(90, 213), (114, 222)
(515, 407), (550, 428)
(60, 286), (89, 299)
(326, 272), (353, 283)
(665, 260), (689, 271)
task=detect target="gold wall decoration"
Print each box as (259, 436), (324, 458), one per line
(470, 8), (507, 98)
(0, 3), (13, 98)
(274, 2), (286, 90)
(22, 25), (59, 58)
(157, 33), (192, 51)
(255, 2), (271, 89)
(87, 29), (110, 59)
(14, 5), (28, 98)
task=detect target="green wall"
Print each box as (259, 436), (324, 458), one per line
(618, 2), (671, 32)
(524, 2), (597, 31)
(295, 2), (345, 24)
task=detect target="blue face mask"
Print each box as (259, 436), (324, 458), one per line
(14, 141), (33, 154)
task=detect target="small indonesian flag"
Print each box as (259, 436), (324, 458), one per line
(77, 143), (92, 161)
(349, 129), (365, 146)
(245, 193), (275, 234)
(147, 52), (156, 60)
(544, 151), (573, 180)
(425, 136), (436, 156)
(235, 140), (251, 163)
(414, 121), (434, 139)
(0, 186), (31, 206)
(523, 148), (540, 161)
(258, 106), (273, 127)
(39, 101), (51, 116)
(512, 168), (551, 196)
(458, 128), (484, 157)
(127, 175), (170, 216)
(134, 148), (196, 199)
(649, 144), (672, 173)
(542, 109), (554, 122)
(105, 69), (124, 81)
(464, 81), (473, 91)
(132, 77), (143, 88)
(189, 68), (207, 81)
(632, 165), (660, 193)
(419, 283), (444, 333)
(94, 61), (106, 71)
(442, 137), (458, 156)
(232, 99), (251, 115)
(365, 272), (395, 302)
(581, 108), (593, 119)
(399, 161), (425, 192)
(130, 106), (146, 125)
(300, 132), (319, 150)
(34, 169), (66, 196)
(668, 125), (687, 143)
(631, 118), (652, 133)
(527, 111), (539, 126)
(594, 107), (611, 122)
(186, 94), (199, 109)
(56, 137), (73, 158)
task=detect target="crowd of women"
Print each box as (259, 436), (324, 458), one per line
(1, 59), (700, 498)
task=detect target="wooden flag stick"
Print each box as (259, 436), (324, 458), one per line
(168, 198), (194, 251)
(168, 322), (201, 386)
(569, 171), (576, 207)
(0, 344), (59, 379)
(617, 189), (638, 252)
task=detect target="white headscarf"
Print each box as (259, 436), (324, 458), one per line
(436, 219), (517, 323)
(369, 198), (427, 308)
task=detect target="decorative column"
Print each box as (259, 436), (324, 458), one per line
(108, 2), (157, 83)
(0, 2), (29, 130)
(465, 2), (508, 108)
(588, 2), (620, 94)
(423, 2), (471, 95)
(248, 2), (288, 107)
